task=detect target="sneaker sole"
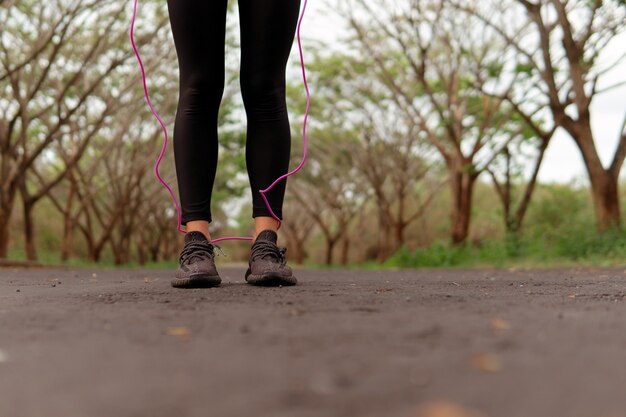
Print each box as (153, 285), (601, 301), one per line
(171, 274), (222, 288)
(245, 273), (297, 287)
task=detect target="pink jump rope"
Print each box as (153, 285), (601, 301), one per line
(130, 0), (310, 246)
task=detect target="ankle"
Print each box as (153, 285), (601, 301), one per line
(253, 217), (279, 241)
(186, 220), (211, 241)
(253, 229), (278, 242)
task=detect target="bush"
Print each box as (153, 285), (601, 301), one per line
(386, 226), (626, 268)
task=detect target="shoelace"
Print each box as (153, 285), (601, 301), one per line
(251, 241), (287, 266)
(179, 241), (224, 265)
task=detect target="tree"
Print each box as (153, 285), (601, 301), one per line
(288, 132), (365, 265)
(0, 0), (170, 259)
(335, 0), (534, 244)
(457, 0), (626, 231)
(280, 196), (316, 264)
(298, 48), (443, 262)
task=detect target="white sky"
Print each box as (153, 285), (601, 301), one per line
(294, 0), (626, 185)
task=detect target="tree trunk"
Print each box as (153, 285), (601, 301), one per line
(138, 245), (147, 265)
(122, 232), (132, 263)
(88, 237), (105, 263)
(84, 236), (96, 262)
(589, 171), (620, 231)
(112, 243), (122, 265)
(150, 229), (163, 262)
(0, 204), (13, 259)
(449, 164), (476, 245)
(377, 209), (393, 262)
(163, 235), (173, 262)
(569, 120), (622, 231)
(60, 216), (73, 262)
(325, 237), (337, 265)
(60, 180), (77, 262)
(395, 186), (406, 251)
(18, 179), (38, 261)
(394, 221), (406, 252)
(288, 236), (306, 264)
(112, 229), (132, 265)
(340, 235), (350, 265)
(22, 200), (37, 261)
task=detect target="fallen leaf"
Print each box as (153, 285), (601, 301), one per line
(166, 327), (190, 340)
(412, 401), (488, 417)
(470, 353), (502, 372)
(490, 318), (510, 331)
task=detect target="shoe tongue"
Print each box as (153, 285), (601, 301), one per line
(185, 231), (209, 244)
(255, 229), (277, 244)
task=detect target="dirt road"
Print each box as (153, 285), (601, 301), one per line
(1, 265), (626, 417)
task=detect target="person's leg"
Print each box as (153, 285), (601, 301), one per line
(252, 217), (280, 242)
(238, 0), (302, 241)
(167, 0), (229, 241)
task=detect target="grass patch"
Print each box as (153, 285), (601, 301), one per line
(384, 226), (626, 269)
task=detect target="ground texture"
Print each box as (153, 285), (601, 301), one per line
(1, 265), (626, 417)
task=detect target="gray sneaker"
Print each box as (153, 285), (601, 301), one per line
(172, 231), (222, 288)
(245, 229), (297, 286)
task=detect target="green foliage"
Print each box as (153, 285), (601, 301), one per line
(386, 227), (626, 269)
(524, 183), (591, 238)
(385, 182), (626, 269)
(486, 61), (504, 78)
(514, 63), (534, 76)
(385, 240), (509, 268)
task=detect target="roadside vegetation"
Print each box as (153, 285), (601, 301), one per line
(1, 0), (625, 269)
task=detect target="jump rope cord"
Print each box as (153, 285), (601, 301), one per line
(130, 0), (310, 245)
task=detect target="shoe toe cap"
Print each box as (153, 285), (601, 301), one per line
(248, 259), (289, 277)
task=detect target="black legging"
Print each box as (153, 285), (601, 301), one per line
(166, 0), (301, 225)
